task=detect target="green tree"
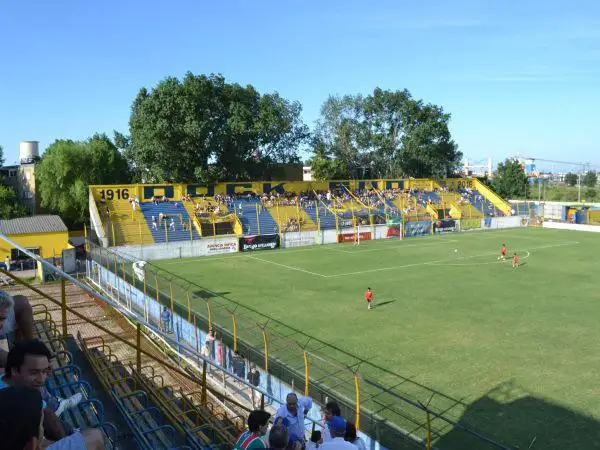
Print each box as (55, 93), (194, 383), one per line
(36, 135), (131, 226)
(564, 172), (578, 187)
(125, 73), (309, 183)
(308, 139), (342, 180)
(492, 159), (529, 199)
(0, 185), (28, 219)
(583, 171), (597, 188)
(311, 88), (461, 179)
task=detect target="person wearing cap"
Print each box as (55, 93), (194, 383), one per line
(273, 392), (313, 445)
(234, 409), (271, 449)
(320, 416), (355, 449)
(0, 291), (34, 367)
(321, 400), (341, 442)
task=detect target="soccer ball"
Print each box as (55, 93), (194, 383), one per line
(497, 256), (501, 260)
(454, 249), (458, 253)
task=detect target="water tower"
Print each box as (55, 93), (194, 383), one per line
(19, 141), (40, 164)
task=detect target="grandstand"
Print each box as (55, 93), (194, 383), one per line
(89, 178), (513, 246)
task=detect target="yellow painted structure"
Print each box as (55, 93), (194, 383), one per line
(0, 230), (69, 259)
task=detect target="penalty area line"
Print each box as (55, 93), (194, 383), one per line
(245, 255), (328, 278)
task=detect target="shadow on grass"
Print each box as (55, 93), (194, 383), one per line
(373, 299), (397, 309)
(193, 289), (230, 299)
(436, 380), (600, 449)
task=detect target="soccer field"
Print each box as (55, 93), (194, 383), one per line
(154, 228), (600, 449)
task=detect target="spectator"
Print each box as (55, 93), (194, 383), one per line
(4, 255), (10, 272)
(160, 307), (171, 333)
(306, 430), (323, 449)
(1, 340), (84, 441)
(233, 409), (271, 449)
(247, 364), (260, 408)
(321, 400), (341, 442)
(268, 423), (289, 450)
(273, 392), (312, 445)
(344, 422), (366, 450)
(205, 328), (215, 358)
(169, 218), (175, 231)
(0, 385), (104, 450)
(320, 416), (355, 449)
(0, 291), (34, 367)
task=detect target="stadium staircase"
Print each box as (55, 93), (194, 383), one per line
(304, 204), (338, 230)
(141, 202), (200, 243)
(267, 204), (317, 231)
(106, 199), (154, 246)
(472, 179), (513, 216)
(236, 199), (279, 235)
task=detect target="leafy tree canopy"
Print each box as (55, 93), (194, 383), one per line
(564, 172), (578, 187)
(583, 171), (597, 188)
(36, 134), (131, 226)
(124, 73), (309, 183)
(492, 159), (529, 199)
(310, 88), (461, 179)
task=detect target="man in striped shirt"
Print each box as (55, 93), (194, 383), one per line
(234, 409), (271, 449)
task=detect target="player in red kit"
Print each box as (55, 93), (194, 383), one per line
(512, 252), (519, 269)
(500, 243), (507, 260)
(365, 287), (373, 310)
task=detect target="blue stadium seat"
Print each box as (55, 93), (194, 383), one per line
(235, 199), (279, 235)
(141, 202), (201, 243)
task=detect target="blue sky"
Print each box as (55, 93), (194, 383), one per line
(1, 0), (599, 170)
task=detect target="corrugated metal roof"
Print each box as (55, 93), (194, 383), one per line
(0, 215), (68, 235)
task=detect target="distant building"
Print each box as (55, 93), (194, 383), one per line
(303, 165), (313, 181)
(0, 141), (41, 214)
(0, 215), (69, 261)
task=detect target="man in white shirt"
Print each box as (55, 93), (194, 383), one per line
(320, 416), (355, 449)
(273, 392), (312, 445)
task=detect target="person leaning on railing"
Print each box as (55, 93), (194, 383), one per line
(0, 290), (34, 368)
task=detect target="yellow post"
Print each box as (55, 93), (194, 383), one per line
(335, 213), (339, 234)
(189, 219), (193, 241)
(350, 200), (356, 226)
(111, 222), (116, 246)
(426, 410), (432, 450)
(169, 282), (174, 315)
(136, 322), (142, 372)
(143, 276), (149, 322)
(232, 314), (238, 353)
(138, 220), (142, 243)
(296, 202), (301, 231)
(303, 351), (309, 396)
(207, 301), (213, 329)
(354, 372), (361, 430)
(261, 328), (269, 372)
(60, 278), (67, 338)
(186, 290), (192, 322)
(212, 218), (216, 237)
(83, 225), (88, 252)
(276, 203), (282, 238)
(255, 204), (261, 235)
(164, 220), (169, 243)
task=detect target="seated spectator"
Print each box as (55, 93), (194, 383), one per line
(0, 291), (34, 367)
(320, 416), (355, 449)
(0, 385), (104, 450)
(233, 409), (270, 449)
(344, 422), (366, 450)
(1, 340), (84, 441)
(273, 393), (312, 445)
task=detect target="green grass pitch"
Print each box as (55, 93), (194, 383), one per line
(154, 228), (600, 449)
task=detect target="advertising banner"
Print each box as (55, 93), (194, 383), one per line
(460, 218), (481, 230)
(404, 221), (431, 237)
(337, 232), (372, 243)
(434, 218), (457, 234)
(205, 240), (239, 255)
(239, 234), (280, 252)
(386, 226), (402, 237)
(282, 231), (318, 248)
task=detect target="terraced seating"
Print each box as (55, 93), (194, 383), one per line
(236, 199), (279, 235)
(78, 334), (192, 450)
(141, 201), (200, 243)
(267, 203), (317, 231)
(103, 198), (154, 246)
(304, 203), (338, 229)
(32, 304), (119, 449)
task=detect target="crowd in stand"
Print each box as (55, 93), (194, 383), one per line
(0, 291), (104, 449)
(234, 397), (366, 450)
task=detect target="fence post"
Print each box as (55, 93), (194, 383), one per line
(143, 276), (148, 322)
(60, 278), (67, 338)
(256, 204), (261, 235)
(201, 359), (208, 406)
(111, 222), (116, 246)
(169, 282), (175, 319)
(207, 300), (212, 329)
(354, 372), (361, 430)
(136, 322), (142, 372)
(232, 313), (238, 353)
(261, 328), (269, 372)
(303, 351), (309, 396)
(186, 290), (192, 322)
(426, 409), (432, 450)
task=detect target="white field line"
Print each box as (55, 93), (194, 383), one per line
(245, 255), (328, 278)
(333, 239), (459, 254)
(325, 241), (578, 278)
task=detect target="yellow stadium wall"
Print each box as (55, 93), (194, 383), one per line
(90, 178), (499, 203)
(0, 231), (70, 260)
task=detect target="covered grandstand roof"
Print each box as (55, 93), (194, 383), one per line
(0, 215), (68, 235)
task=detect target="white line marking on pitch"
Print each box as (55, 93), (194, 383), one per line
(335, 239), (459, 254)
(326, 241), (578, 278)
(245, 255), (328, 277)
